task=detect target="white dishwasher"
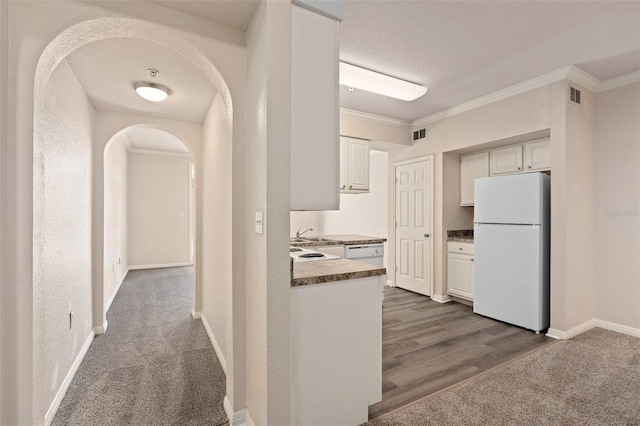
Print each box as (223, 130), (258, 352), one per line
(344, 244), (384, 266)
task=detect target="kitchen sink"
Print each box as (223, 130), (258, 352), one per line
(290, 237), (334, 242)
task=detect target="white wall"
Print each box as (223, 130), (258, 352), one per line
(127, 152), (191, 268)
(0, 1), (8, 420)
(290, 151), (389, 242)
(323, 151), (388, 237)
(201, 93), (232, 372)
(564, 84), (596, 329)
(103, 136), (128, 310)
(32, 60), (94, 425)
(245, 2), (292, 424)
(595, 82), (640, 330)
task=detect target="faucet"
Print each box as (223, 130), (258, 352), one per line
(296, 227), (313, 238)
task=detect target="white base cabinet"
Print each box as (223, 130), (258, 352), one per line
(447, 242), (474, 301)
(291, 276), (383, 426)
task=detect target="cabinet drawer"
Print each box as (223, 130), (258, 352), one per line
(447, 241), (474, 255)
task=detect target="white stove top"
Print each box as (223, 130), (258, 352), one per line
(290, 247), (341, 262)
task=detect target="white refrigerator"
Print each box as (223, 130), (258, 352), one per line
(473, 173), (550, 332)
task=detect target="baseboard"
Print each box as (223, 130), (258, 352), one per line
(547, 318), (640, 340)
(595, 319), (640, 338)
(128, 262), (191, 270)
(191, 310), (202, 320)
(386, 280), (395, 287)
(200, 313), (228, 374)
(224, 396), (247, 426)
(93, 319), (109, 335)
(104, 268), (129, 314)
(44, 330), (94, 426)
(244, 409), (256, 426)
(431, 294), (452, 304)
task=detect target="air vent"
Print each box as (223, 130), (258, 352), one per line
(570, 86), (581, 104)
(412, 128), (427, 141)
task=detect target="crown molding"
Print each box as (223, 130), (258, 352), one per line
(340, 108), (411, 129)
(348, 65), (640, 130)
(413, 66), (577, 127)
(566, 66), (600, 91)
(597, 70), (640, 92)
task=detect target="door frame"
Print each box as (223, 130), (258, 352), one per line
(392, 155), (435, 297)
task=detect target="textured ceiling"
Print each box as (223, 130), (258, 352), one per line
(66, 37), (216, 124)
(339, 1), (640, 121)
(150, 0), (259, 31)
(65, 1), (640, 126)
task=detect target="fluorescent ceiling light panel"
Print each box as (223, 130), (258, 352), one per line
(339, 62), (427, 101)
(134, 82), (170, 102)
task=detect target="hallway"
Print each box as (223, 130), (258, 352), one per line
(53, 267), (227, 426)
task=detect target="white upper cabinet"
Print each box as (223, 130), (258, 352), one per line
(340, 137), (370, 193)
(460, 151), (489, 206)
(490, 145), (523, 176)
(290, 5), (340, 210)
(523, 138), (551, 172)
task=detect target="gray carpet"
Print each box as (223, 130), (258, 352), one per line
(53, 266), (228, 426)
(367, 327), (640, 425)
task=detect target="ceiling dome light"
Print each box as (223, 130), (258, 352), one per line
(134, 82), (170, 102)
(339, 62), (427, 101)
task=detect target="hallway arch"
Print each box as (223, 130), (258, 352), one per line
(32, 16), (244, 425)
(103, 125), (196, 319)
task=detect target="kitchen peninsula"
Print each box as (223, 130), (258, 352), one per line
(290, 242), (387, 426)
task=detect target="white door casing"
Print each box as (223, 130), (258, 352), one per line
(394, 156), (433, 296)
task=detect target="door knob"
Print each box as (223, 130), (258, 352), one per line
(424, 233), (430, 238)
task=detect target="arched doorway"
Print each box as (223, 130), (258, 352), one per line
(32, 17), (244, 425)
(103, 126), (195, 319)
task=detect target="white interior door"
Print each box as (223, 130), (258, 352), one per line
(395, 157), (433, 296)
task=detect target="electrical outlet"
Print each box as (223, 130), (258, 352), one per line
(179, 211), (184, 218)
(255, 212), (263, 234)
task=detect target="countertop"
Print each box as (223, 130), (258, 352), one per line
(447, 229), (474, 243)
(291, 258), (386, 287)
(290, 234), (386, 248)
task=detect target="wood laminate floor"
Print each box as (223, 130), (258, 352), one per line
(368, 286), (554, 420)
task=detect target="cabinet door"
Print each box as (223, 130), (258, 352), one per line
(460, 152), (489, 206)
(447, 252), (474, 300)
(524, 138), (551, 172)
(347, 138), (370, 191)
(490, 145), (523, 175)
(290, 5), (339, 210)
(339, 137), (349, 191)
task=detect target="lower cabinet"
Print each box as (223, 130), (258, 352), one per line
(291, 276), (383, 426)
(447, 241), (474, 301)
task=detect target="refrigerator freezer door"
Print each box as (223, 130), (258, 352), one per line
(473, 223), (549, 331)
(474, 173), (547, 225)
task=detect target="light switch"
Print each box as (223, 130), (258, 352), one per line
(255, 212), (263, 234)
